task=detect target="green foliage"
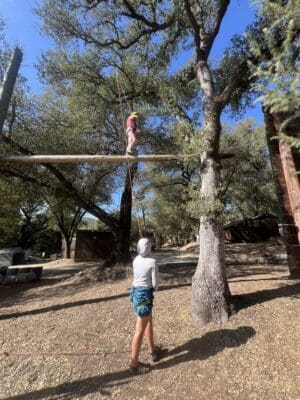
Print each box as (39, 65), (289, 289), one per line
(188, 188), (224, 220)
(250, 0), (300, 167)
(1, 1), (282, 257)
(46, 193), (85, 249)
(18, 212), (48, 250)
(0, 180), (21, 247)
(148, 183), (199, 242)
(30, 229), (61, 257)
(278, 133), (300, 149)
(0, 175), (79, 256)
(221, 120), (278, 221)
(34, 0), (257, 141)
(132, 116), (278, 238)
(0, 179), (51, 250)
(184, 120), (278, 221)
(32, 1), (264, 232)
(250, 0), (300, 117)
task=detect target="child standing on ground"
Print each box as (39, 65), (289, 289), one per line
(129, 238), (162, 374)
(126, 111), (139, 154)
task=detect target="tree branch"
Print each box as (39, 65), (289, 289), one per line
(184, 0), (201, 59)
(84, 0), (108, 11)
(0, 133), (120, 233)
(205, 0), (230, 56)
(216, 61), (249, 108)
(0, 167), (41, 184)
(154, 180), (189, 188)
(121, 0), (174, 30)
(221, 167), (236, 197)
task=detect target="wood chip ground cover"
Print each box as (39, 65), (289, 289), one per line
(0, 242), (299, 400)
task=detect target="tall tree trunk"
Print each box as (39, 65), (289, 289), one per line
(192, 63), (230, 324)
(191, 115), (230, 324)
(264, 109), (300, 277)
(116, 163), (138, 264)
(61, 231), (71, 259)
(0, 48), (23, 132)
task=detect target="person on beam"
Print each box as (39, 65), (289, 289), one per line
(126, 111), (139, 155)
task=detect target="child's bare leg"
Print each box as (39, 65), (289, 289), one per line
(144, 313), (155, 353)
(127, 132), (138, 153)
(131, 316), (149, 367)
(126, 138), (132, 153)
(131, 134), (137, 150)
(126, 130), (135, 153)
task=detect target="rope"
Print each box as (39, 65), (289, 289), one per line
(1, 350), (95, 356)
(115, 71), (143, 238)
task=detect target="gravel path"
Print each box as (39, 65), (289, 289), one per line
(0, 243), (299, 400)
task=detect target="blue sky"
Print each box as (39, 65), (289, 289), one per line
(0, 0), (262, 122)
(0, 0), (54, 94)
(0, 0), (263, 214)
(1, 0), (256, 61)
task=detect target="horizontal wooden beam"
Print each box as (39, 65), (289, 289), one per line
(0, 154), (181, 164)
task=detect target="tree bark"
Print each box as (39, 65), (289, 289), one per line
(191, 64), (230, 324)
(0, 48), (23, 133)
(264, 109), (300, 277)
(61, 233), (71, 259)
(191, 127), (230, 324)
(116, 162), (138, 264)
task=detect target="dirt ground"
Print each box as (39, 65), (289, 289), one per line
(0, 241), (299, 400)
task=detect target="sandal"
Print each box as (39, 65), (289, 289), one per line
(129, 362), (151, 375)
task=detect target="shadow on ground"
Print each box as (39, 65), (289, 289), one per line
(0, 274), (93, 309)
(0, 281), (193, 321)
(155, 326), (256, 370)
(0, 261), (289, 310)
(232, 282), (300, 311)
(1, 280), (299, 321)
(3, 327), (255, 400)
(0, 265), (128, 308)
(158, 262), (289, 285)
(0, 276), (71, 307)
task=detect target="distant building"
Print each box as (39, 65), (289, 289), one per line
(74, 230), (114, 261)
(0, 247), (25, 267)
(224, 214), (280, 243)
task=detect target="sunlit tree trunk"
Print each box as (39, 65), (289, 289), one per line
(191, 62), (230, 325)
(61, 232), (71, 259)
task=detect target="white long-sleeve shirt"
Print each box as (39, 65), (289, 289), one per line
(132, 254), (159, 291)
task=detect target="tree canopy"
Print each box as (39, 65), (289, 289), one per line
(1, 0), (295, 322)
(251, 0), (300, 140)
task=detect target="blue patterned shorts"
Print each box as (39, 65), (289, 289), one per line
(129, 286), (154, 317)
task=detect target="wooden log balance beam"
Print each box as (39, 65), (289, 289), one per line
(0, 154), (181, 164)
